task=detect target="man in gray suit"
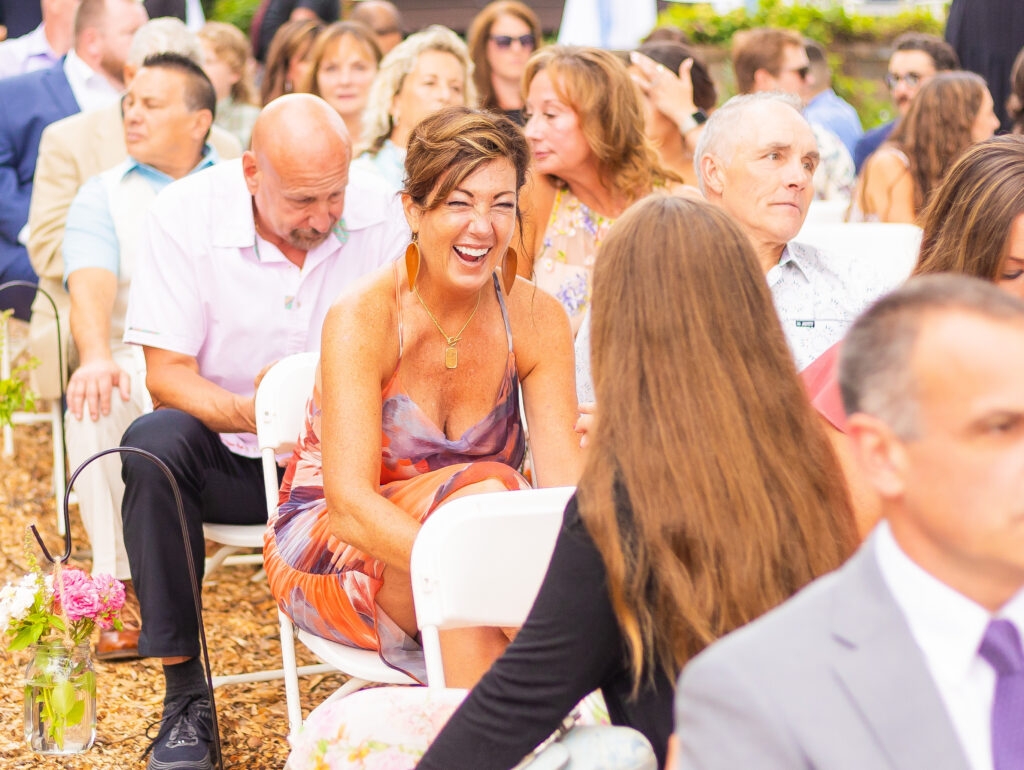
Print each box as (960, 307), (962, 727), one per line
(672, 274), (1024, 770)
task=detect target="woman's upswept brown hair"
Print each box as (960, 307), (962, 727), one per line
(578, 195), (856, 691)
(915, 135), (1024, 280)
(300, 21), (382, 97)
(523, 46), (680, 199)
(467, 0), (542, 112)
(404, 106), (530, 211)
(261, 19), (322, 106)
(887, 71), (989, 214)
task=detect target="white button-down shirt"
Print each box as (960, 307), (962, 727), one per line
(0, 23), (60, 78)
(875, 521), (1024, 770)
(124, 158), (410, 457)
(62, 48), (119, 113)
(768, 240), (893, 371)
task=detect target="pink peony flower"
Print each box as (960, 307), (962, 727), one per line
(53, 568), (102, 622)
(91, 574), (126, 629)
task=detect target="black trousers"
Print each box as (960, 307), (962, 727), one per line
(121, 409), (273, 658)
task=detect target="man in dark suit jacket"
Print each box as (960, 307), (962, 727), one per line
(0, 0), (145, 319)
(673, 275), (1024, 770)
(142, 0), (207, 27)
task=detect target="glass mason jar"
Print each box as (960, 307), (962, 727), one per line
(23, 642), (97, 754)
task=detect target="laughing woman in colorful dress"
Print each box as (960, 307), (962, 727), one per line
(264, 107), (582, 687)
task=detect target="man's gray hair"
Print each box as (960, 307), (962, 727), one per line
(693, 91), (803, 195)
(838, 274), (1024, 438)
(127, 17), (203, 71)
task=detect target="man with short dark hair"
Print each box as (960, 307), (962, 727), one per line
(672, 274), (1024, 770)
(63, 52), (217, 662)
(731, 27), (854, 201)
(0, 0), (146, 320)
(120, 94), (409, 769)
(853, 33), (959, 172)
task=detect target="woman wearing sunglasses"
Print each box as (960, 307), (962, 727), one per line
(467, 1), (542, 126)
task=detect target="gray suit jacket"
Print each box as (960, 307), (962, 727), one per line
(674, 535), (971, 770)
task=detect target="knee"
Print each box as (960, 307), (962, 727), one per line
(120, 409), (209, 478)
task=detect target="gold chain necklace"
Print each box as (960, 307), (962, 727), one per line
(413, 285), (482, 369)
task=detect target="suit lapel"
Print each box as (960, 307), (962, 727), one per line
(829, 541), (971, 770)
(42, 61), (81, 116)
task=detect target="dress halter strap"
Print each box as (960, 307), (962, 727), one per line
(392, 260), (404, 359)
(492, 271), (514, 353)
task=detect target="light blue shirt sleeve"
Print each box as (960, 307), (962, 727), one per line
(63, 174), (119, 286)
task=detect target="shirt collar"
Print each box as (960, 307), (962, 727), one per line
(121, 143), (219, 183)
(65, 48), (101, 84)
(776, 241), (816, 281)
(875, 520), (1024, 683)
(22, 24), (56, 58)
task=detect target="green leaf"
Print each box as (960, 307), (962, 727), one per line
(77, 669), (96, 695)
(65, 699), (85, 726)
(9, 624), (42, 652)
(50, 680), (76, 717)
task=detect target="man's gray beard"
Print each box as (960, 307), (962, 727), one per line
(287, 227), (333, 250)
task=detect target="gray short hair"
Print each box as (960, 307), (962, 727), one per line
(693, 91), (803, 195)
(838, 274), (1024, 438)
(128, 17), (203, 71)
(359, 25), (475, 155)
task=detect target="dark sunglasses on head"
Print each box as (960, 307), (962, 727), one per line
(490, 34), (536, 49)
(885, 72), (923, 89)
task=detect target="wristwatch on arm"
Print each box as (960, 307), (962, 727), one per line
(679, 109), (708, 137)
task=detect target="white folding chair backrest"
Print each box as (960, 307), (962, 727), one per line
(255, 351), (319, 518)
(410, 486), (576, 688)
(795, 222), (922, 289)
(804, 198), (851, 226)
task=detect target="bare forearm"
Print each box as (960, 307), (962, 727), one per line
(145, 358), (256, 434)
(326, 487), (421, 569)
(68, 273), (115, 363)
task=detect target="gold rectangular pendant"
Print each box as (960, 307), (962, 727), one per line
(445, 346), (458, 369)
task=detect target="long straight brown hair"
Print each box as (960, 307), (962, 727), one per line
(577, 196), (857, 691)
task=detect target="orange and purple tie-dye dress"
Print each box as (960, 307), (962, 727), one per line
(263, 269), (528, 678)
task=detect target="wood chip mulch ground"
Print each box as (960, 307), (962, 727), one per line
(0, 422), (351, 769)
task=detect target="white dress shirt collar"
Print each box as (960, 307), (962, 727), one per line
(63, 48), (120, 113)
(875, 520), (1024, 770)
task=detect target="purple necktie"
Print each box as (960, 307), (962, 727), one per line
(979, 619), (1024, 770)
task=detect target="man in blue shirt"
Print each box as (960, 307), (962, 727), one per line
(802, 38), (862, 158)
(853, 34), (959, 173)
(62, 52), (218, 665)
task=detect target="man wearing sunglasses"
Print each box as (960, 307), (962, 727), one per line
(853, 33), (959, 173)
(732, 27), (854, 202)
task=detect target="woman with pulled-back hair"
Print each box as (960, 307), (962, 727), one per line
(264, 107), (581, 692)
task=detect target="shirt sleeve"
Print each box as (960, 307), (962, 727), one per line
(418, 498), (623, 770)
(62, 174), (118, 285)
(123, 197), (205, 355)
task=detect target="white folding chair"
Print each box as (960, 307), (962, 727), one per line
(410, 486), (576, 689)
(804, 198), (851, 226)
(249, 353), (418, 736)
(795, 221), (922, 288)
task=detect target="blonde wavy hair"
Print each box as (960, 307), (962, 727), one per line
(359, 25), (477, 155)
(523, 46), (679, 200)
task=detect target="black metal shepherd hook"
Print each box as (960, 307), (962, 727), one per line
(30, 447), (224, 770)
(0, 280), (68, 516)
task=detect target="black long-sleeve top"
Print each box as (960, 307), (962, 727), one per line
(417, 494), (674, 769)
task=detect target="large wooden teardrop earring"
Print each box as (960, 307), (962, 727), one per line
(406, 232), (420, 290)
(501, 247), (518, 294)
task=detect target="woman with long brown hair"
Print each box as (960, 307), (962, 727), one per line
(260, 18), (322, 105)
(466, 0), (542, 125)
(521, 46), (687, 335)
(851, 71), (999, 223)
(416, 195), (857, 769)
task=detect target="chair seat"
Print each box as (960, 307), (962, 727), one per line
(203, 523), (266, 548)
(296, 628), (420, 685)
